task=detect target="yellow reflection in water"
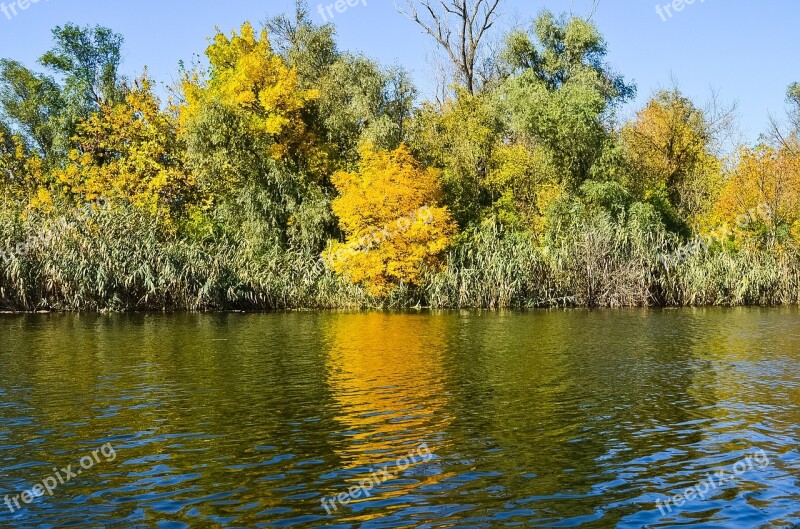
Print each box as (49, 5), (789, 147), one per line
(323, 312), (454, 520)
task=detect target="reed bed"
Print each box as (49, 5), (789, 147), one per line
(2, 204), (799, 311)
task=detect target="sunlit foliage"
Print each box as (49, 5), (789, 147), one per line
(1, 3), (799, 309)
(409, 89), (501, 228)
(622, 90), (722, 226)
(325, 144), (456, 295)
(181, 22), (324, 184)
(55, 76), (194, 222)
(715, 144), (800, 246)
(0, 126), (48, 207)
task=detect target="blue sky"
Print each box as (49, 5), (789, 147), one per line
(0, 0), (798, 141)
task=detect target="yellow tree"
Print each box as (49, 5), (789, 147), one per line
(56, 76), (195, 222)
(715, 144), (800, 245)
(0, 126), (50, 211)
(622, 90), (722, 225)
(180, 22), (327, 196)
(326, 144), (456, 296)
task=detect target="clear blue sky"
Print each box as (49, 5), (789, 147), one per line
(0, 0), (798, 141)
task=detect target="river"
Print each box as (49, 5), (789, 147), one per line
(1, 309), (799, 527)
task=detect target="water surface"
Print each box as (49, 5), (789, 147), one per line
(1, 309), (799, 528)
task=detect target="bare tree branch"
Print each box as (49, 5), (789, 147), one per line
(397, 0), (501, 95)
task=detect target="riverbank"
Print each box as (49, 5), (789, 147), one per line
(2, 222), (798, 312)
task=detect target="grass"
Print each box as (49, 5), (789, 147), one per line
(2, 203), (799, 312)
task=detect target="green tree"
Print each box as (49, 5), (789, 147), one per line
(499, 12), (635, 190)
(266, 0), (339, 88)
(0, 24), (125, 166)
(39, 24), (125, 109)
(317, 58), (416, 166)
(0, 60), (64, 161)
(269, 3), (417, 167)
(501, 11), (634, 102)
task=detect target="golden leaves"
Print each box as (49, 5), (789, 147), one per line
(325, 144), (456, 296)
(186, 23), (319, 162)
(714, 144), (800, 244)
(55, 75), (192, 223)
(621, 92), (722, 223)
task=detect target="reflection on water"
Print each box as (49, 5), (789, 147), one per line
(1, 309), (800, 528)
(323, 313), (453, 526)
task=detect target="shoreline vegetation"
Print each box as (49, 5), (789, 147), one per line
(2, 1), (800, 312)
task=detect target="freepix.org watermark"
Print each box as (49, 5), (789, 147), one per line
(655, 449), (769, 515)
(323, 205), (436, 268)
(655, 0), (706, 22)
(1, 0), (50, 21)
(321, 443), (433, 515)
(317, 0), (367, 23)
(4, 443), (117, 514)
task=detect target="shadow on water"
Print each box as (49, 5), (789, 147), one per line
(0, 308), (799, 527)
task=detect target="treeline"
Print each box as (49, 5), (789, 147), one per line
(1, 1), (799, 311)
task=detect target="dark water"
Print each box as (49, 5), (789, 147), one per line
(1, 309), (800, 528)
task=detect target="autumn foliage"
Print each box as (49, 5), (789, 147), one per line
(2, 9), (800, 310)
(182, 23), (321, 164)
(326, 144), (456, 296)
(622, 91), (722, 226)
(714, 144), (800, 244)
(56, 77), (193, 220)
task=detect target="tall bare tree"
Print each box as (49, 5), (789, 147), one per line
(398, 0), (501, 95)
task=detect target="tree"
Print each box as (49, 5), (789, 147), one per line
(269, 3), (417, 167)
(0, 60), (64, 161)
(409, 89), (501, 228)
(266, 0), (339, 88)
(486, 140), (560, 230)
(39, 24), (125, 110)
(0, 24), (125, 165)
(499, 12), (634, 190)
(399, 0), (501, 95)
(326, 144), (456, 296)
(180, 22), (333, 252)
(501, 11), (634, 103)
(181, 22), (325, 195)
(502, 74), (609, 190)
(771, 83), (800, 152)
(316, 58), (416, 165)
(0, 123), (47, 206)
(621, 90), (723, 226)
(715, 144), (800, 246)
(55, 76), (195, 222)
